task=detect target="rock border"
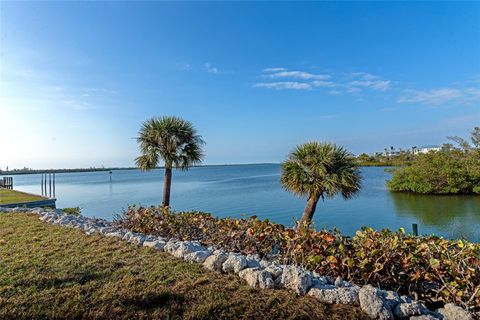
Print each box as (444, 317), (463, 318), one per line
(0, 207), (474, 320)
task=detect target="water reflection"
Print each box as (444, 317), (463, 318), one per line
(390, 192), (480, 241)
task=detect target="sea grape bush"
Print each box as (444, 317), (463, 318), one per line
(387, 148), (480, 194)
(116, 205), (480, 313)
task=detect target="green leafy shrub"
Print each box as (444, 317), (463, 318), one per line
(116, 206), (480, 314)
(387, 149), (480, 194)
(61, 207), (81, 216)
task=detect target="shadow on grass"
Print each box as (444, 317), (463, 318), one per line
(121, 291), (186, 311)
(16, 269), (108, 289)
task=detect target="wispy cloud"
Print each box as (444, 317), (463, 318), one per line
(254, 82), (312, 90)
(204, 63), (219, 74)
(255, 68), (334, 90)
(254, 68), (393, 93)
(312, 80), (336, 88)
(398, 87), (480, 105)
(265, 70), (330, 80)
(347, 72), (391, 92)
(255, 67), (479, 108)
(62, 99), (93, 110)
(262, 67), (286, 72)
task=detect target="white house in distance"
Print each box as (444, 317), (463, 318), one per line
(413, 145), (441, 154)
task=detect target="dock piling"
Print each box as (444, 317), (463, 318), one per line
(412, 223), (418, 236)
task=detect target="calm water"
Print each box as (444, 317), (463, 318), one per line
(7, 164), (480, 241)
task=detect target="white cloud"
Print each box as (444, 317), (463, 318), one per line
(311, 80), (336, 87)
(346, 87), (362, 93)
(266, 70), (330, 80)
(262, 67), (286, 72)
(398, 88), (480, 105)
(254, 82), (312, 90)
(255, 68), (392, 94)
(348, 72), (391, 91)
(204, 63), (219, 74)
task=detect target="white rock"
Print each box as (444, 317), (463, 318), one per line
(129, 234), (146, 245)
(222, 253), (248, 273)
(184, 250), (212, 263)
(121, 232), (145, 245)
(382, 290), (402, 310)
(410, 315), (441, 320)
(359, 285), (394, 320)
(308, 284), (360, 305)
(437, 303), (473, 320)
(311, 275), (329, 287)
(173, 241), (205, 259)
(394, 302), (428, 318)
(265, 264), (283, 279)
(105, 231), (126, 238)
(203, 252), (228, 272)
(278, 265), (312, 295)
(143, 239), (166, 251)
(238, 268), (274, 289)
(164, 240), (181, 254)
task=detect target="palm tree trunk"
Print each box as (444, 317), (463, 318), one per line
(162, 166), (172, 207)
(299, 195), (319, 226)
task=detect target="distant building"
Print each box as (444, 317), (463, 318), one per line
(384, 150), (400, 157)
(413, 145), (441, 155)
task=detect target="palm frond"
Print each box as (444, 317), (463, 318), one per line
(281, 142), (361, 200)
(135, 116), (205, 171)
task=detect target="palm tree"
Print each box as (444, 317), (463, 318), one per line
(280, 142), (361, 225)
(135, 116), (204, 207)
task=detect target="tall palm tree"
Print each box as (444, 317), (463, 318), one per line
(281, 142), (361, 225)
(135, 116), (204, 207)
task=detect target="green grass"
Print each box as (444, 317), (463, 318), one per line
(0, 189), (47, 205)
(0, 213), (368, 320)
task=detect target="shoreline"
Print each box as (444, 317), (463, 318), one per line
(1, 163), (395, 176)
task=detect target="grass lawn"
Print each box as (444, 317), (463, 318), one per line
(0, 213), (368, 320)
(0, 189), (47, 205)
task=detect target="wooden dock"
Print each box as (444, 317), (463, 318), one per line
(0, 177), (13, 189)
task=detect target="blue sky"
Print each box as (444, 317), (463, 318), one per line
(1, 1), (479, 169)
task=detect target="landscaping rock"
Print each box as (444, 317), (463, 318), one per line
(394, 302), (428, 318)
(23, 208), (475, 320)
(278, 265), (312, 295)
(265, 264), (283, 279)
(359, 285), (393, 320)
(308, 284), (360, 305)
(222, 253), (248, 273)
(238, 268), (274, 289)
(381, 290), (401, 310)
(311, 273), (329, 287)
(203, 252), (228, 272)
(437, 303), (473, 320)
(409, 315), (441, 320)
(164, 240), (181, 254)
(246, 254), (262, 268)
(124, 232), (146, 246)
(334, 276), (353, 287)
(184, 250), (212, 263)
(105, 231), (126, 238)
(173, 241), (205, 259)
(143, 239), (166, 251)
